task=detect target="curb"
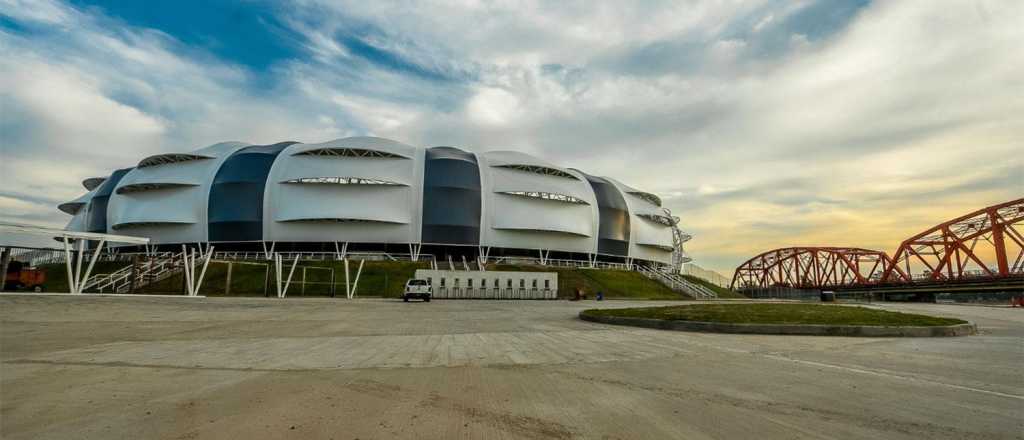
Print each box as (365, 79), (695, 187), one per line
(0, 293), (206, 298)
(579, 312), (976, 337)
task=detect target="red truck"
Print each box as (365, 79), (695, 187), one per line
(4, 261), (46, 292)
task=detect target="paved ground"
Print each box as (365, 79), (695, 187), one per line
(1, 295), (1021, 439)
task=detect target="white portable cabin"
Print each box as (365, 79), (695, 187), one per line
(414, 270), (558, 299)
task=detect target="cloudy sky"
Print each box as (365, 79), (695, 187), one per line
(1, 0), (1021, 276)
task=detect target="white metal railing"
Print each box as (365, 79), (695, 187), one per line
(637, 264), (717, 299)
(69, 249), (719, 299)
(83, 254), (185, 293)
(681, 263), (732, 288)
(207, 251), (437, 264)
(493, 256), (634, 271)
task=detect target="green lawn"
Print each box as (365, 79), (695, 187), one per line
(35, 262), (130, 293)
(36, 259), (695, 300)
(582, 303), (966, 326)
(137, 260), (431, 297)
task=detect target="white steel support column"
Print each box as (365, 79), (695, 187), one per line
(461, 255), (470, 271)
(274, 254), (282, 297)
(73, 240), (86, 293)
(335, 242), (348, 260)
(77, 240), (106, 294)
(348, 259), (364, 299)
(191, 246), (214, 296)
(62, 239), (108, 294)
(477, 246), (490, 271)
(538, 249), (550, 266)
(276, 253), (299, 298)
(182, 245), (196, 296)
(62, 237), (75, 293)
(408, 243), (421, 262)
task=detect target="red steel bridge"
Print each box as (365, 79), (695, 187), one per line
(731, 198), (1024, 290)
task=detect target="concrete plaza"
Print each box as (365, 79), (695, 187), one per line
(1, 295), (1021, 439)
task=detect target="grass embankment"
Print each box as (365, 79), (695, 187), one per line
(36, 259), (698, 300)
(38, 260), (429, 297)
(35, 262), (130, 293)
(141, 260), (430, 297)
(488, 264), (685, 299)
(680, 274), (746, 298)
(582, 303), (967, 326)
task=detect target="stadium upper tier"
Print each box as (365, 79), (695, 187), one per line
(59, 137), (681, 264)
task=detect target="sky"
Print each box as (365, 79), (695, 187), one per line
(1, 0), (1021, 277)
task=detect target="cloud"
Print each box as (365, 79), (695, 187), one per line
(1, 0), (1021, 275)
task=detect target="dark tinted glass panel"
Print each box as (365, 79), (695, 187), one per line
(208, 182), (262, 222)
(421, 147), (481, 245)
(422, 187), (480, 227)
(208, 142), (295, 242)
(423, 160), (481, 190)
(583, 174), (630, 256)
(208, 221), (264, 243)
(85, 168), (131, 233)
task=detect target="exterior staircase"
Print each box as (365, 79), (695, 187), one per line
(637, 264), (718, 300)
(82, 252), (185, 293)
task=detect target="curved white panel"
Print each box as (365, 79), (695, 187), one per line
(627, 191), (662, 207)
(264, 137), (424, 244)
(82, 177), (106, 191)
(485, 151), (578, 179)
(281, 177), (405, 186)
(273, 185), (411, 224)
(488, 166), (593, 199)
(113, 189), (201, 224)
(274, 156), (415, 186)
(275, 138), (417, 185)
(604, 177), (673, 264)
(58, 190), (94, 215)
(116, 182), (198, 194)
(137, 153), (212, 169)
(289, 137), (416, 158)
(107, 141), (249, 244)
(479, 152), (597, 254)
(490, 195), (592, 236)
(622, 188), (665, 217)
(495, 191), (588, 205)
(633, 215), (675, 248)
(63, 206), (90, 233)
(115, 168), (207, 187)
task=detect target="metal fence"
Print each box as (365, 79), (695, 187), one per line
(681, 263), (731, 288)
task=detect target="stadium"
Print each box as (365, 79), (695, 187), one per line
(57, 137), (689, 268)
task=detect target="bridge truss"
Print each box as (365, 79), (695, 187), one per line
(882, 198), (1024, 282)
(731, 198), (1024, 290)
(731, 247), (904, 290)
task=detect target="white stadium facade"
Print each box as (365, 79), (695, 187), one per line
(58, 137), (690, 267)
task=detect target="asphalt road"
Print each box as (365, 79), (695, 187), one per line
(1, 295), (1021, 439)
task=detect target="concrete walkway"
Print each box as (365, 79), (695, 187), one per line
(2, 296), (1021, 439)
